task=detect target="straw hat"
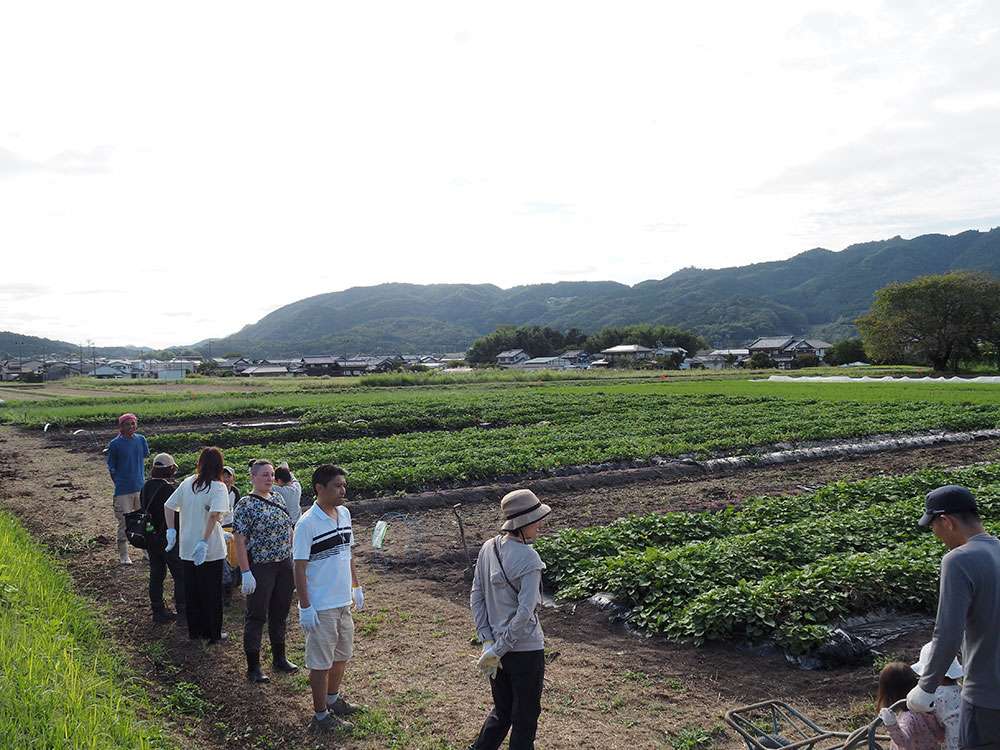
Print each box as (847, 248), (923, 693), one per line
(911, 642), (964, 680)
(500, 489), (551, 532)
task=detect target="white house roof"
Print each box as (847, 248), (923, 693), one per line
(709, 349), (750, 357)
(242, 365), (289, 375)
(522, 357), (564, 364)
(497, 349), (526, 358)
(601, 344), (654, 354)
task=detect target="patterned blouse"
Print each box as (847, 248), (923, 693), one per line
(232, 492), (293, 564)
(885, 710), (944, 750)
(933, 685), (961, 750)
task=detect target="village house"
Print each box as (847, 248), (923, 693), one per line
(600, 344), (654, 364)
(747, 337), (833, 369)
(496, 349), (530, 368)
(519, 356), (571, 371)
(559, 350), (590, 367)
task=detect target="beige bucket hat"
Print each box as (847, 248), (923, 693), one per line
(500, 489), (551, 532)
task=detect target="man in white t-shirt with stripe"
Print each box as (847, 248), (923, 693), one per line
(294, 464), (366, 734)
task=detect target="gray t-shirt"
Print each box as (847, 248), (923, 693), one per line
(470, 535), (545, 657)
(920, 533), (1000, 709)
(272, 479), (301, 523)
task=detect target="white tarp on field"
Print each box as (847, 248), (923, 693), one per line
(762, 375), (1000, 384)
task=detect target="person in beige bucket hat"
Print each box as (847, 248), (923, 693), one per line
(467, 489), (551, 750)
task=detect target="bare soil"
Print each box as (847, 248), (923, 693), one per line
(2, 426), (997, 750)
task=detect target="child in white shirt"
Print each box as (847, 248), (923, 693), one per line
(910, 641), (963, 750)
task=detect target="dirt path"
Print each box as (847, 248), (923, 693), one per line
(2, 426), (994, 749)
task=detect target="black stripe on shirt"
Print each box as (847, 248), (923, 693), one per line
(310, 532), (352, 556)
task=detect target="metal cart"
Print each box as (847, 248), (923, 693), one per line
(725, 699), (905, 750)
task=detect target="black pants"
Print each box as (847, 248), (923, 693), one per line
(473, 650), (545, 750)
(243, 558), (294, 654)
(149, 546), (186, 614)
(960, 700), (1000, 749)
(182, 559), (224, 641)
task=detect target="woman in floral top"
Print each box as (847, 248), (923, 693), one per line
(234, 459), (298, 683)
(877, 661), (944, 750)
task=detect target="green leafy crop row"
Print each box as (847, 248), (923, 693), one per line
(537, 464), (1000, 653)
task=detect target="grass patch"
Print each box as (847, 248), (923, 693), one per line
(0, 509), (172, 749)
(668, 724), (725, 749)
(164, 681), (211, 717)
(350, 704), (456, 750)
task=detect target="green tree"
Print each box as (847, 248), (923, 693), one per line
(466, 326), (588, 364)
(794, 353), (821, 369)
(583, 324), (707, 356)
(856, 272), (1000, 371)
(824, 339), (867, 366)
(748, 352), (774, 369)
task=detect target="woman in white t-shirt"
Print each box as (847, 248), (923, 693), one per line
(164, 447), (230, 643)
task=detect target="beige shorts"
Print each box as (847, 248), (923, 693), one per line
(114, 492), (141, 514)
(304, 605), (354, 670)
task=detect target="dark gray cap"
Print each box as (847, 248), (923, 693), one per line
(919, 485), (978, 527)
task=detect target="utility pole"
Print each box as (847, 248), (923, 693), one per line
(88, 339), (95, 374)
(79, 342), (84, 377)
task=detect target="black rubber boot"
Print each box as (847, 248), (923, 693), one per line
(271, 642), (298, 673)
(246, 651), (270, 683)
(152, 607), (176, 624)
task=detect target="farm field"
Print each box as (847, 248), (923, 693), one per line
(1, 374), (1000, 748)
(5, 376), (1000, 498)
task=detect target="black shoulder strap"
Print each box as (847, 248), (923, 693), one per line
(493, 535), (519, 594)
(248, 493), (291, 519)
(139, 479), (166, 514)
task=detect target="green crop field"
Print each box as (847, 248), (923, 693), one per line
(0, 510), (171, 749)
(535, 464), (1000, 653)
(2, 377), (999, 497)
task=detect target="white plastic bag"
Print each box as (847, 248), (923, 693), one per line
(372, 520), (388, 549)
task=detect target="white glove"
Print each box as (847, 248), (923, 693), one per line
(223, 531), (233, 542)
(192, 540), (208, 566)
(241, 570), (257, 595)
(477, 642), (500, 680)
(299, 605), (319, 633)
(352, 586), (364, 611)
(906, 685), (936, 713)
(164, 528), (177, 552)
(879, 707), (897, 726)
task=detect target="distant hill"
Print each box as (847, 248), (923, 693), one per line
(204, 228), (1000, 355)
(0, 331), (149, 360)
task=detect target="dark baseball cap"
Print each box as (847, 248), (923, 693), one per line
(918, 485), (978, 527)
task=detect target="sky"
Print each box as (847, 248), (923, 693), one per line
(2, 1), (999, 348)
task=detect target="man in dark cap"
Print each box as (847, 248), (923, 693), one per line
(907, 485), (1000, 749)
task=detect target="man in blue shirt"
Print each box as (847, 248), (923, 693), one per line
(106, 412), (150, 565)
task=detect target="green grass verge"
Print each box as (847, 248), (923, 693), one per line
(0, 510), (171, 749)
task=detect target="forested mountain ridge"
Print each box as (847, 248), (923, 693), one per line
(206, 229), (1000, 355)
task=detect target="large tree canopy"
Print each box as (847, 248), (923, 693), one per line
(856, 272), (1000, 370)
(583, 324), (707, 355)
(466, 326), (588, 363)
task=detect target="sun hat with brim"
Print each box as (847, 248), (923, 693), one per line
(500, 489), (551, 532)
(911, 641), (964, 680)
(152, 452), (176, 468)
(918, 485), (978, 527)
(222, 466), (235, 476)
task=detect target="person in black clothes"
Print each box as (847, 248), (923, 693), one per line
(141, 452), (186, 624)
